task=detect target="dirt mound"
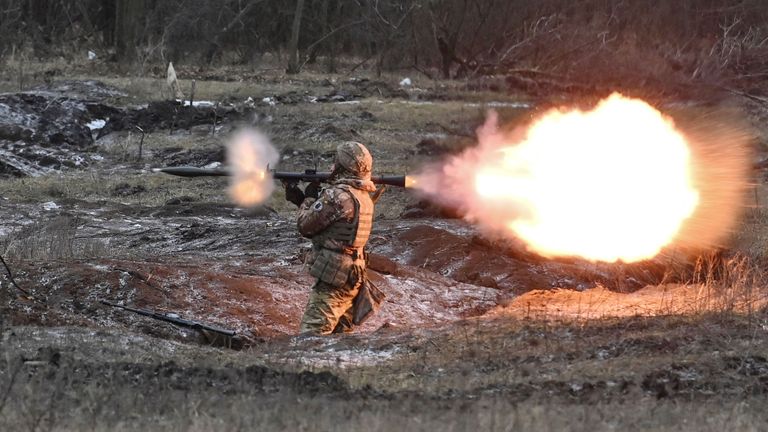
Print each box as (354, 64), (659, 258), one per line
(400, 198), (462, 219)
(154, 146), (225, 166)
(494, 283), (768, 319)
(344, 78), (409, 99)
(0, 208), (500, 343)
(111, 183), (147, 197)
(97, 100), (250, 137)
(31, 80), (127, 101)
(257, 78), (408, 106)
(0, 199), (700, 347)
(0, 93), (93, 147)
(371, 222), (689, 294)
(0, 92), (99, 177)
(275, 116), (365, 148)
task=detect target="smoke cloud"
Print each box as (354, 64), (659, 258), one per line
(414, 111), (523, 230)
(226, 128), (280, 207)
(669, 108), (753, 253)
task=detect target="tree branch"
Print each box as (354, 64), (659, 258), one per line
(0, 253), (34, 298)
(299, 19), (365, 70)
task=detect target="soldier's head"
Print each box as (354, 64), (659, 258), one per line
(332, 141), (372, 180)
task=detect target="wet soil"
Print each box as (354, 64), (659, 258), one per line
(0, 92), (100, 176)
(2, 313), (768, 431)
(0, 198), (698, 344)
(2, 193), (762, 429)
(1, 77), (768, 430)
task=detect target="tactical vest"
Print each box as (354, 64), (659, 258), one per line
(309, 185), (374, 286)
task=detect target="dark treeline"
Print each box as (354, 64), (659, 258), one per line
(1, 0), (768, 86)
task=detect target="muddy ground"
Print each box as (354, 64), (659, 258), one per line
(2, 72), (768, 431)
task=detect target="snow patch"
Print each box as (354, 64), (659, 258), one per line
(278, 340), (402, 368)
(399, 100), (434, 106)
(466, 101), (531, 108)
(178, 100), (216, 108)
(0, 148), (51, 177)
(395, 100), (530, 108)
(42, 201), (60, 211)
(86, 119), (107, 130)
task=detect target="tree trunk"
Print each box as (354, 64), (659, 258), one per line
(286, 0), (305, 74)
(326, 0), (343, 73)
(94, 0), (117, 47)
(438, 37), (453, 79)
(204, 0), (264, 65)
(114, 0), (146, 63)
(26, 0), (51, 55)
(305, 0), (328, 66)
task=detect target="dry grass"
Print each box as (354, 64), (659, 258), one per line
(3, 317), (768, 432)
(0, 73), (532, 221)
(731, 184), (768, 263)
(688, 251), (767, 314)
(0, 171), (228, 206)
(0, 216), (107, 261)
(0, 390), (765, 432)
(94, 75), (322, 104)
(2, 38), (768, 432)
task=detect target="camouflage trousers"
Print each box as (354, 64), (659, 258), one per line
(299, 270), (363, 335)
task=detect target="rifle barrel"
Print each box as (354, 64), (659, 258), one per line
(100, 300), (236, 337)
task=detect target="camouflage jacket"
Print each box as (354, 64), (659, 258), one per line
(297, 178), (376, 286)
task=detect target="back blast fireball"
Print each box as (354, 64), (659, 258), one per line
(412, 93), (752, 263)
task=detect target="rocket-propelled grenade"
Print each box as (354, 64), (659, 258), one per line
(153, 166), (414, 188)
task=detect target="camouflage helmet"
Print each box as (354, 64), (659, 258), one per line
(334, 141), (372, 178)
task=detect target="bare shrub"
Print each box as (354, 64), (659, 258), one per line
(690, 251), (768, 315)
(1, 216), (106, 261)
(1, 0), (768, 93)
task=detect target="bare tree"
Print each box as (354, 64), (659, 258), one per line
(114, 0), (149, 63)
(286, 0), (305, 74)
(203, 0), (265, 65)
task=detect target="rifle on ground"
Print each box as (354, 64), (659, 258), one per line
(100, 300), (236, 337)
(153, 166), (413, 188)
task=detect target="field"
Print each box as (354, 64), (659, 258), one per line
(1, 63), (768, 431)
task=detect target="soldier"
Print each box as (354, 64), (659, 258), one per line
(284, 142), (380, 335)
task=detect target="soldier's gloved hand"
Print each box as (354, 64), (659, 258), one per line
(283, 181), (305, 207)
(304, 182), (321, 200)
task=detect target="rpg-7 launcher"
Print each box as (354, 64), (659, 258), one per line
(153, 166), (413, 188)
(100, 300), (236, 337)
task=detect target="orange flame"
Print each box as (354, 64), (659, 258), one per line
(414, 93), (751, 263)
(479, 94), (698, 262)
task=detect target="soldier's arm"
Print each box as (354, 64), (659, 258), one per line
(297, 189), (354, 238)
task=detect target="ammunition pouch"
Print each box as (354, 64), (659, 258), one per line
(309, 247), (365, 287)
(352, 276), (386, 325)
